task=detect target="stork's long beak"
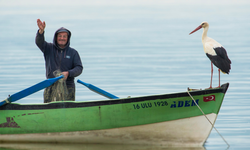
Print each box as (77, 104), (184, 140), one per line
(189, 25), (202, 35)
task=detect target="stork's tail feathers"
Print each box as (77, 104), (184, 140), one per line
(220, 69), (229, 74)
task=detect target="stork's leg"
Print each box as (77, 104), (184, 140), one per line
(209, 62), (213, 88)
(218, 69), (221, 87)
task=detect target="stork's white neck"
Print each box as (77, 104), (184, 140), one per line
(201, 24), (222, 56)
(202, 26), (209, 41)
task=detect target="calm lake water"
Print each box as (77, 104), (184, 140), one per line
(0, 0), (250, 149)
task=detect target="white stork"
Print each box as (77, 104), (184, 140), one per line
(189, 22), (231, 88)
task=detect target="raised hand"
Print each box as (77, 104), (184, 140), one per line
(37, 19), (46, 34)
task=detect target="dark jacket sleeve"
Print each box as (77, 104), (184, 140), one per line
(68, 50), (83, 78)
(35, 30), (48, 53)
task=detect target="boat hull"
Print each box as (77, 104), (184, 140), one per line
(0, 113), (217, 147)
(0, 83), (229, 146)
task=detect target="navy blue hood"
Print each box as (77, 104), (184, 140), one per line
(53, 27), (71, 50)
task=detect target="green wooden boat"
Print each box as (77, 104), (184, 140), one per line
(0, 83), (229, 147)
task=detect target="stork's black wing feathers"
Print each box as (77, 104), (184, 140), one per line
(206, 47), (231, 74)
(214, 47), (231, 64)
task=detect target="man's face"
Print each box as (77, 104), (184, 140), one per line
(57, 32), (68, 48)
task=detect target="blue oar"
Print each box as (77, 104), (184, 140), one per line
(0, 75), (64, 106)
(77, 79), (119, 99)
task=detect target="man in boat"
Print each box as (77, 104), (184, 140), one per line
(35, 19), (83, 103)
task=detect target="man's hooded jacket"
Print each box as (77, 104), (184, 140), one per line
(36, 27), (83, 87)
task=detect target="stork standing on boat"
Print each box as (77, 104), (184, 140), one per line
(189, 22), (231, 88)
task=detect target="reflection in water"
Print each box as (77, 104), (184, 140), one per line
(0, 143), (205, 150)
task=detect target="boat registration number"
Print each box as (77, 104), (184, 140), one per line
(132, 101), (168, 110)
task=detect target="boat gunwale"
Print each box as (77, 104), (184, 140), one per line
(0, 83), (229, 111)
